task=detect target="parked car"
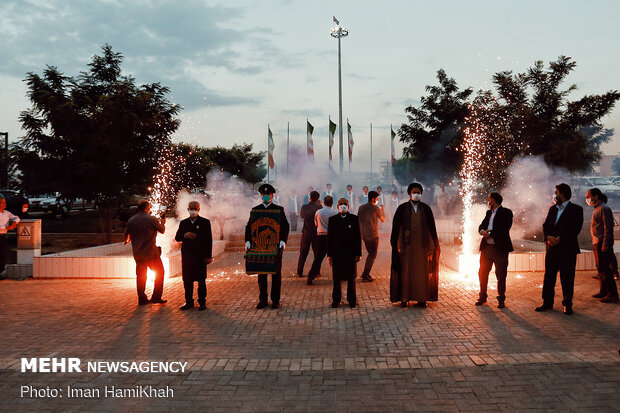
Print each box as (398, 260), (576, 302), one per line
(0, 189), (29, 218)
(27, 193), (69, 217)
(572, 176), (620, 199)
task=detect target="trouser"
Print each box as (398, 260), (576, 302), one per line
(542, 249), (576, 308)
(0, 234), (6, 273)
(593, 244), (619, 299)
(332, 278), (356, 306)
(183, 278), (207, 305)
(478, 244), (509, 302)
(288, 213), (298, 231)
(308, 235), (328, 279)
(258, 252), (282, 304)
(135, 257), (165, 302)
(361, 237), (379, 278)
(297, 233), (316, 274)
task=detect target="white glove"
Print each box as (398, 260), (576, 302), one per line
(245, 241), (251, 251)
(279, 241), (286, 250)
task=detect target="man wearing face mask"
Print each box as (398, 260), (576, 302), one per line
(245, 184), (290, 309)
(344, 184), (355, 212)
(321, 183), (336, 208)
(476, 192), (513, 308)
(175, 201), (213, 311)
(586, 188), (619, 303)
(327, 199), (362, 308)
(390, 183), (440, 308)
(358, 186), (369, 212)
(297, 191), (322, 277)
(357, 191), (386, 282)
(535, 183), (583, 315)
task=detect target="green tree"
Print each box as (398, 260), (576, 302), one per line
(398, 69), (473, 184)
(17, 44), (180, 241)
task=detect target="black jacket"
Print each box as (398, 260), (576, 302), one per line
(244, 203), (290, 244)
(542, 201), (584, 255)
(174, 215), (213, 280)
(478, 206), (514, 253)
(327, 213), (362, 259)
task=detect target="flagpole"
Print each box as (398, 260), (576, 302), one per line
(328, 116), (331, 166)
(389, 124), (393, 189)
(347, 117), (351, 175)
(331, 18), (348, 176)
(267, 124), (270, 182)
(370, 122), (373, 186)
(287, 121), (290, 174)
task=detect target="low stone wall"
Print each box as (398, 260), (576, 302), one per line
(32, 240), (227, 279)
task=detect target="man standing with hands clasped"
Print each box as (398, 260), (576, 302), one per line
(535, 183), (583, 315)
(175, 201), (213, 311)
(327, 198), (362, 308)
(476, 192), (513, 308)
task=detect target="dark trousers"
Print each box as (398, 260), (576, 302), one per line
(288, 213), (298, 231)
(183, 278), (207, 305)
(135, 257), (165, 302)
(542, 248), (577, 308)
(0, 234), (6, 273)
(332, 278), (356, 306)
(297, 232), (316, 274)
(308, 235), (328, 279)
(593, 244), (619, 299)
(361, 237), (379, 278)
(478, 244), (508, 302)
(258, 252), (282, 304)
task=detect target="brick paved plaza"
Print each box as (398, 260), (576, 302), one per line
(1, 247), (619, 412)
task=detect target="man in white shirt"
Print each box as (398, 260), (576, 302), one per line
(307, 196), (338, 284)
(0, 197), (20, 276)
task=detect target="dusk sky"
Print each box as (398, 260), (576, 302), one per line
(1, 0), (618, 174)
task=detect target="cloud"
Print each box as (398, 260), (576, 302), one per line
(282, 108), (325, 118)
(0, 0), (280, 110)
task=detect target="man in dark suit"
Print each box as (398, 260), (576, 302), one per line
(476, 192), (513, 308)
(175, 201), (213, 311)
(297, 191), (322, 277)
(245, 184), (290, 309)
(535, 183), (583, 315)
(327, 198), (362, 308)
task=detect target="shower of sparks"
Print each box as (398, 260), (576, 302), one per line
(458, 94), (524, 277)
(149, 145), (177, 216)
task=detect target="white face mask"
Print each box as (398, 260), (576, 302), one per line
(585, 197), (594, 206)
(411, 193), (422, 202)
(338, 205), (348, 213)
(189, 210), (199, 218)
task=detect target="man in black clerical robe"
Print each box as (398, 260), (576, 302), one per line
(175, 201), (213, 311)
(327, 198), (362, 308)
(390, 182), (440, 308)
(245, 184), (290, 309)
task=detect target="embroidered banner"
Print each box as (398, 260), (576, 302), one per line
(245, 208), (281, 275)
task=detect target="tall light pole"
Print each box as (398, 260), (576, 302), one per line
(330, 17), (348, 175)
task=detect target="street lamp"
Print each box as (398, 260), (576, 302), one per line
(0, 132), (7, 188)
(330, 17), (349, 175)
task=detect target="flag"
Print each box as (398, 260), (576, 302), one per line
(391, 127), (396, 164)
(328, 118), (337, 162)
(347, 121), (354, 162)
(333, 16), (339, 25)
(268, 127), (275, 169)
(307, 120), (314, 160)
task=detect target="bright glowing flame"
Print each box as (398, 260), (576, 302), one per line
(458, 253), (480, 278)
(146, 257), (170, 283)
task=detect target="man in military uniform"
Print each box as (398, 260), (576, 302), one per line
(245, 184), (290, 309)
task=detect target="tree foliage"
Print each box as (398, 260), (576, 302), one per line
(397, 57), (619, 189)
(16, 44), (180, 240)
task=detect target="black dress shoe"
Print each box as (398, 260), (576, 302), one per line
(138, 299), (150, 306)
(150, 299), (167, 304)
(180, 303), (193, 311)
(306, 278), (313, 285)
(349, 303), (358, 308)
(592, 293), (605, 298)
(256, 302), (268, 309)
(415, 302), (427, 308)
(563, 306), (573, 315)
(535, 304), (551, 312)
(475, 300), (486, 306)
(497, 302), (505, 309)
(271, 303), (281, 309)
(331, 302), (339, 308)
(297, 272), (305, 278)
(600, 296), (619, 303)
(361, 276), (374, 282)
(400, 301), (408, 308)
(198, 304), (206, 311)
